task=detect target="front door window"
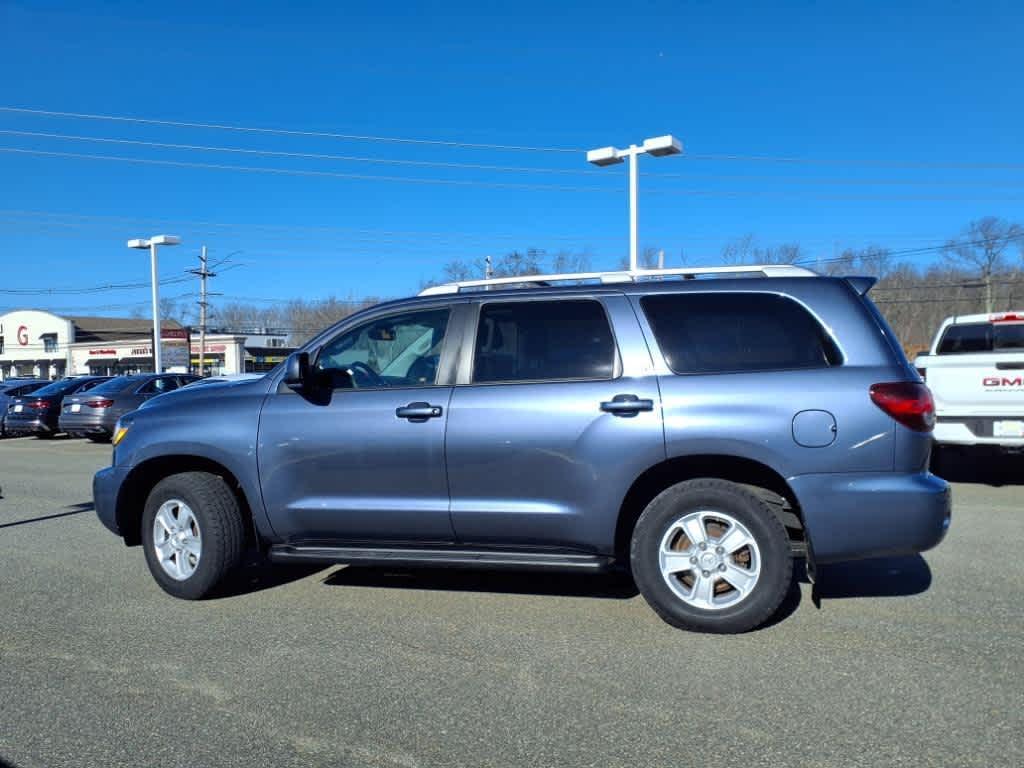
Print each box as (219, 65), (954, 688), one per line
(315, 308), (450, 389)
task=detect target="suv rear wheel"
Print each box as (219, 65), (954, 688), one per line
(141, 471), (246, 599)
(630, 479), (792, 634)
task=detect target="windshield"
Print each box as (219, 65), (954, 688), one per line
(937, 322), (1024, 354)
(89, 375), (147, 395)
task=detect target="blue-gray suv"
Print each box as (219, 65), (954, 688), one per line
(93, 267), (951, 633)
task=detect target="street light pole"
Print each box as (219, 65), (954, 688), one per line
(127, 235), (180, 373)
(628, 146), (639, 271)
(149, 240), (161, 373)
(587, 135), (682, 272)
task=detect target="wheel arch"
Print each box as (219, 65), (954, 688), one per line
(115, 455), (259, 547)
(614, 454), (806, 562)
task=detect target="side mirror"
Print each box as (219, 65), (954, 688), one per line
(283, 352), (310, 389)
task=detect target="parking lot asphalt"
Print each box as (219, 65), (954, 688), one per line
(1, 437), (1022, 768)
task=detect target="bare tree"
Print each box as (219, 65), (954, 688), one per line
(943, 217), (1024, 312)
(159, 297), (189, 325)
(721, 235), (803, 266)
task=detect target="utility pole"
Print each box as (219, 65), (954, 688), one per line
(189, 246), (217, 376)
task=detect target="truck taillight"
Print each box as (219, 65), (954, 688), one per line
(87, 399), (115, 408)
(990, 312), (1024, 323)
(870, 382), (935, 432)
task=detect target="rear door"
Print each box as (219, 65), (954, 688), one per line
(258, 304), (458, 543)
(634, 290), (896, 476)
(444, 295), (665, 554)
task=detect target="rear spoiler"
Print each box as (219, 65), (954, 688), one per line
(844, 276), (878, 295)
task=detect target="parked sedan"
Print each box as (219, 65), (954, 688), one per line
(60, 373), (199, 442)
(0, 379), (50, 437)
(5, 376), (111, 438)
(182, 373), (264, 387)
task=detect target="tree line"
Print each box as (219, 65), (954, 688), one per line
(157, 216), (1024, 353)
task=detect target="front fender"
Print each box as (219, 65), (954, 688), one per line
(113, 389), (273, 539)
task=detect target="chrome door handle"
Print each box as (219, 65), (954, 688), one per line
(395, 402), (443, 422)
(600, 394), (654, 417)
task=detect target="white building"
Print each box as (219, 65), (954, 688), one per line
(0, 310), (186, 381)
(0, 309), (75, 379)
(0, 310), (291, 381)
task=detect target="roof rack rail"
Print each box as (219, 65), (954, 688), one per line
(418, 264), (817, 296)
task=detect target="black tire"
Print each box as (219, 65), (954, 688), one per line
(630, 478), (792, 634)
(141, 471), (246, 600)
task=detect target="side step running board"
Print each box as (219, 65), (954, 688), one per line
(268, 545), (615, 572)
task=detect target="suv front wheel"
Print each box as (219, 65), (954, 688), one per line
(630, 479), (792, 634)
(141, 471), (246, 599)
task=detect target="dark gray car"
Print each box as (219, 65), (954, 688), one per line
(94, 266), (951, 634)
(0, 379), (49, 437)
(61, 374), (199, 442)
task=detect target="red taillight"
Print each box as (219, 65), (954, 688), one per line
(86, 399), (115, 408)
(26, 400), (49, 411)
(870, 382), (935, 432)
(990, 312), (1024, 323)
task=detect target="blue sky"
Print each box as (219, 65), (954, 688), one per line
(1, 0), (1022, 317)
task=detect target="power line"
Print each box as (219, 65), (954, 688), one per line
(2, 209), (988, 253)
(0, 128), (609, 176)
(0, 147), (610, 193)
(5, 129), (1024, 188)
(0, 208), (617, 243)
(0, 274), (193, 295)
(684, 152), (1024, 171)
(5, 105), (1024, 170)
(8, 146), (1024, 202)
(0, 106), (580, 154)
(798, 233), (1024, 266)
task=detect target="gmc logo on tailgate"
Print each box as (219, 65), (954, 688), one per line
(984, 376), (1024, 387)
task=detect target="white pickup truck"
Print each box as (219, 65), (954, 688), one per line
(914, 311), (1024, 451)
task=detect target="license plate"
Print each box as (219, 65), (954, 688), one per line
(14, 404), (22, 413)
(994, 420), (1024, 438)
(71, 404), (81, 413)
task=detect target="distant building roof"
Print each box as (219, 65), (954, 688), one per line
(68, 316), (184, 343)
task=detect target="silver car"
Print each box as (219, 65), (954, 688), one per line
(61, 374), (199, 442)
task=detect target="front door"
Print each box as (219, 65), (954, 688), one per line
(445, 296), (666, 554)
(258, 306), (456, 544)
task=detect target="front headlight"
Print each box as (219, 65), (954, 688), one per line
(111, 416), (133, 447)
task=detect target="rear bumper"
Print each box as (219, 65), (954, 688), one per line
(93, 464), (129, 536)
(934, 417), (1024, 448)
(788, 471), (951, 564)
(3, 415), (53, 433)
(59, 412), (115, 435)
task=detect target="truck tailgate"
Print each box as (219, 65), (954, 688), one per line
(922, 353), (1024, 414)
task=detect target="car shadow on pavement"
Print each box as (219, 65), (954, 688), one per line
(813, 554), (932, 600)
(0, 502), (94, 530)
(932, 449), (1024, 486)
(208, 558), (328, 599)
(322, 566), (641, 600)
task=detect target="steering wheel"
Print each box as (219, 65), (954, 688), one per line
(346, 361), (386, 388)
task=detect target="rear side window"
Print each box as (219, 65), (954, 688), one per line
(472, 300), (616, 383)
(29, 378), (81, 397)
(139, 377), (180, 394)
(937, 322), (1024, 354)
(90, 376), (144, 395)
(641, 292), (840, 374)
